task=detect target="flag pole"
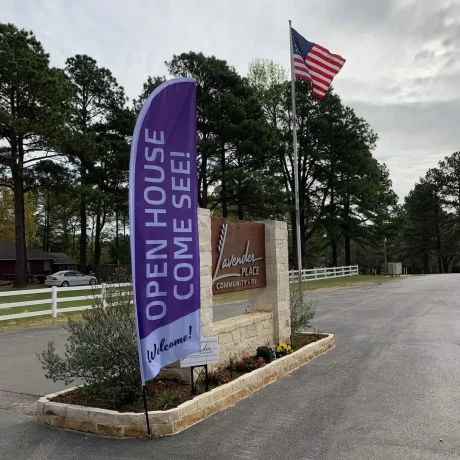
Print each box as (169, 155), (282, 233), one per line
(289, 20), (303, 284)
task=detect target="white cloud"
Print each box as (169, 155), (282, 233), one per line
(1, 0), (459, 200)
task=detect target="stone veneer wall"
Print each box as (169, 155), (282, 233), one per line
(197, 209), (290, 365)
(198, 208), (213, 339)
(250, 220), (291, 344)
(213, 312), (274, 364)
(163, 209), (290, 375)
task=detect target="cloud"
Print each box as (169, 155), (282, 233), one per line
(414, 50), (436, 62)
(1, 0), (460, 200)
(352, 98), (460, 197)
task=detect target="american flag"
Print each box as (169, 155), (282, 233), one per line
(291, 27), (345, 100)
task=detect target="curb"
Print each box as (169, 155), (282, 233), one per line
(37, 333), (335, 437)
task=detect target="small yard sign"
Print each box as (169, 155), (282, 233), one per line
(180, 337), (219, 367)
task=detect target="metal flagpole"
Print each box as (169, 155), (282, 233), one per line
(289, 20), (303, 284)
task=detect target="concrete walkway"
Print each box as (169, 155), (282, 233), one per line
(2, 275), (460, 459)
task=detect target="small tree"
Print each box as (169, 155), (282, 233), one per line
(37, 286), (139, 408)
(290, 284), (316, 347)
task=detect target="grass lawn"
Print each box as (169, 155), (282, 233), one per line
(213, 275), (391, 305)
(0, 286), (132, 320)
(0, 275), (393, 331)
(0, 311), (85, 332)
(0, 286), (132, 331)
(300, 275), (390, 291)
(213, 291), (249, 305)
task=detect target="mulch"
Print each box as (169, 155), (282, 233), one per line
(52, 333), (325, 412)
(291, 332), (326, 349)
(54, 380), (194, 412)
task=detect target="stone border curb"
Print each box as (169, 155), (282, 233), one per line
(37, 333), (334, 437)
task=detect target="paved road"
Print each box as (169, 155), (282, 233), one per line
(0, 301), (250, 396)
(0, 327), (69, 395)
(2, 275), (460, 459)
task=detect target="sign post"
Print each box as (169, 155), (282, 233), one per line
(180, 337), (219, 394)
(129, 78), (200, 435)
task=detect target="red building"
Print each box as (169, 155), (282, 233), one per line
(0, 240), (76, 283)
(49, 253), (78, 273)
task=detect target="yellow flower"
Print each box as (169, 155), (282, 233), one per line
(276, 342), (292, 355)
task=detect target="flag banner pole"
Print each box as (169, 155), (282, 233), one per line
(289, 19), (303, 284)
(129, 78), (201, 390)
(142, 385), (151, 437)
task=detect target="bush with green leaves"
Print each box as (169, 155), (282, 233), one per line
(290, 283), (316, 335)
(256, 345), (274, 364)
(37, 286), (140, 408)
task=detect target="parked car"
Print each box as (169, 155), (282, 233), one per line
(45, 271), (97, 287)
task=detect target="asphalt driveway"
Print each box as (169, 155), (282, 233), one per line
(0, 301), (250, 396)
(1, 275), (460, 459)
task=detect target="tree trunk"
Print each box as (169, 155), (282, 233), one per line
(93, 211), (102, 280)
(62, 215), (69, 255)
(331, 240), (338, 267)
(236, 171), (244, 220)
(423, 253), (429, 274)
(237, 203), (244, 220)
(13, 174), (27, 288)
(443, 257), (450, 274)
(199, 152), (208, 208)
(79, 161), (89, 273)
(115, 209), (119, 265)
(71, 223), (76, 259)
(93, 204), (107, 281)
(11, 137), (27, 288)
(41, 196), (47, 253)
(44, 190), (51, 253)
(329, 162), (338, 267)
(434, 192), (443, 274)
(221, 147), (227, 218)
(344, 233), (351, 266)
(343, 188), (351, 266)
(79, 194), (87, 273)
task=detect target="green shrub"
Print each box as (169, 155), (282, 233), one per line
(256, 345), (274, 364)
(37, 285), (140, 408)
(290, 283), (316, 343)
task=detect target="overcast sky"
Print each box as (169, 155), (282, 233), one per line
(2, 0), (459, 200)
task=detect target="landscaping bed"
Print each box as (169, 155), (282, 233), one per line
(37, 332), (335, 437)
(291, 332), (325, 349)
(51, 333), (325, 412)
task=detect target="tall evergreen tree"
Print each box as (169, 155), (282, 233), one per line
(61, 55), (126, 272)
(0, 23), (69, 286)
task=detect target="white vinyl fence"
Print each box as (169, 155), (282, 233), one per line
(1, 266), (359, 322)
(289, 265), (359, 283)
(0, 283), (131, 322)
